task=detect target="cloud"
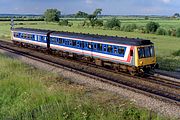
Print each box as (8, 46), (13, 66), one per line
(160, 0), (173, 3)
(85, 0), (93, 4)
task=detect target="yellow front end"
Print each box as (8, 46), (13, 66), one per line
(135, 45), (157, 73)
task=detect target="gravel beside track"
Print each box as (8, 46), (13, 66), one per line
(0, 40), (180, 118)
(155, 69), (180, 80)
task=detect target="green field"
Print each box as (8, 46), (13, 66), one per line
(0, 53), (167, 120)
(0, 20), (180, 71)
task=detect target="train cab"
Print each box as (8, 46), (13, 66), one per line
(135, 45), (157, 73)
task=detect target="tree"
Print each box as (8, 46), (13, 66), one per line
(93, 8), (102, 16)
(75, 11), (88, 18)
(105, 17), (121, 29)
(173, 13), (180, 18)
(146, 21), (160, 33)
(145, 16), (149, 20)
(87, 8), (102, 26)
(176, 28), (180, 37)
(156, 27), (167, 35)
(44, 9), (61, 22)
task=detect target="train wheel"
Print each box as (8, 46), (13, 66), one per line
(139, 69), (144, 77)
(129, 71), (136, 76)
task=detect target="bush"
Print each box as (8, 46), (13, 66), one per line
(59, 19), (73, 27)
(167, 29), (172, 36)
(146, 21), (160, 33)
(18, 23), (24, 25)
(156, 27), (167, 35)
(137, 26), (146, 33)
(157, 57), (180, 71)
(59, 19), (68, 26)
(68, 22), (73, 27)
(176, 28), (180, 37)
(105, 17), (121, 29)
(145, 16), (149, 20)
(122, 107), (141, 120)
(121, 24), (137, 32)
(172, 50), (180, 56)
(112, 26), (120, 30)
(94, 20), (103, 27)
(167, 29), (176, 36)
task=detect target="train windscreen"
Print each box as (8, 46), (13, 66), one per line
(138, 46), (154, 58)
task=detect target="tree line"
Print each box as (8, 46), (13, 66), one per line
(43, 8), (180, 38)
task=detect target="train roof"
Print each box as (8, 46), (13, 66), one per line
(12, 28), (153, 46)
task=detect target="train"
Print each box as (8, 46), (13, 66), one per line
(11, 28), (158, 76)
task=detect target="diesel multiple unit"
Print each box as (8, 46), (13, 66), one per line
(11, 28), (157, 75)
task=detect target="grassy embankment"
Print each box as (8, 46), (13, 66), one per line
(0, 20), (180, 71)
(0, 53), (167, 120)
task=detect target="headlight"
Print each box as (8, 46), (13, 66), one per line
(140, 61), (143, 65)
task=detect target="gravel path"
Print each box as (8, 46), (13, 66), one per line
(0, 49), (179, 119)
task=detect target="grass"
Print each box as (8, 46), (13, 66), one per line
(0, 20), (179, 71)
(0, 53), (168, 120)
(120, 19), (180, 29)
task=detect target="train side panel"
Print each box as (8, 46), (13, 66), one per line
(11, 29), (157, 74)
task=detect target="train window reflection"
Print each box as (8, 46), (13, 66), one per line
(138, 46), (154, 58)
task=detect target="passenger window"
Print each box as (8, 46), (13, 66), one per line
(38, 36), (41, 41)
(97, 44), (102, 51)
(32, 35), (35, 40)
(40, 36), (43, 41)
(51, 37), (56, 43)
(44, 36), (47, 42)
(27, 34), (30, 39)
(23, 34), (27, 38)
(34, 35), (37, 41)
(18, 33), (21, 38)
(62, 39), (65, 45)
(14, 32), (18, 37)
(107, 45), (113, 53)
(58, 38), (63, 44)
(93, 43), (97, 50)
(88, 43), (92, 49)
(21, 33), (24, 38)
(80, 41), (84, 48)
(103, 45), (107, 52)
(72, 40), (76, 46)
(69, 40), (72, 46)
(77, 41), (80, 48)
(41, 36), (46, 42)
(84, 42), (88, 48)
(118, 47), (125, 55)
(65, 39), (70, 45)
(114, 46), (118, 54)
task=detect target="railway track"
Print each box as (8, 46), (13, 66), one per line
(0, 40), (180, 105)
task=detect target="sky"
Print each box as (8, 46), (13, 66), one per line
(0, 0), (179, 15)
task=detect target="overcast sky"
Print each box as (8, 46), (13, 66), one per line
(0, 0), (179, 15)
